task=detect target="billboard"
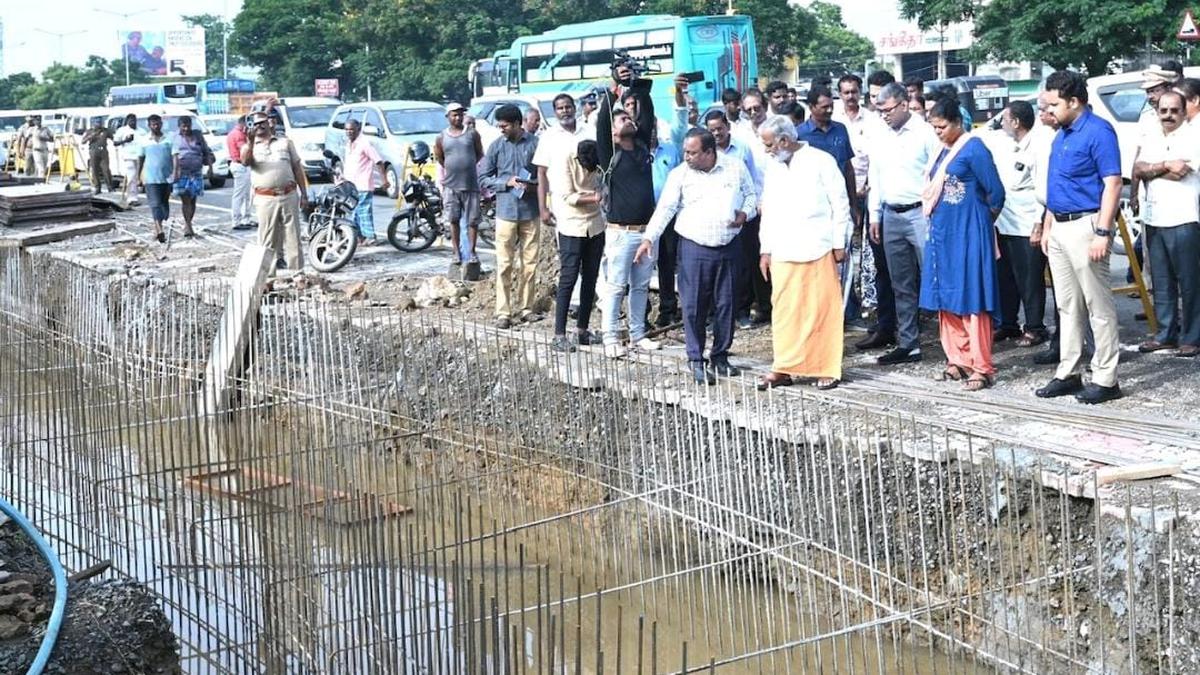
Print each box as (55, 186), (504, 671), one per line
(120, 28), (207, 78)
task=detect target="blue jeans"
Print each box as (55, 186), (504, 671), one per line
(1147, 222), (1200, 346)
(601, 228), (655, 343)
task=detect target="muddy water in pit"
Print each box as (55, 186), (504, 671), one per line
(0, 343), (991, 674)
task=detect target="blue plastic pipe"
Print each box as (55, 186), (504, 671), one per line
(0, 496), (68, 675)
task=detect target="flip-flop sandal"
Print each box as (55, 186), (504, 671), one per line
(933, 365), (968, 381)
(963, 374), (994, 392)
(1015, 332), (1047, 348)
(815, 378), (840, 390)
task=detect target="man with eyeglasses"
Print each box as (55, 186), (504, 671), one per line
(1131, 90), (1200, 359)
(731, 90), (772, 327)
(865, 82), (942, 366)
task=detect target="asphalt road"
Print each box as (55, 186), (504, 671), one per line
(117, 174), (501, 282)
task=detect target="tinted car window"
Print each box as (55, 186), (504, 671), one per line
(331, 110), (352, 130)
(384, 108), (445, 135)
(1100, 87), (1147, 123)
(285, 105), (338, 129)
(364, 109), (385, 131)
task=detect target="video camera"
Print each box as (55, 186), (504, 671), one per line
(611, 50), (657, 91)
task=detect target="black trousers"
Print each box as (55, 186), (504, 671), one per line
(997, 234), (1049, 334)
(657, 218), (679, 316)
(735, 216), (771, 319)
(554, 231), (604, 335)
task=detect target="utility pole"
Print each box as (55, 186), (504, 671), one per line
(34, 29), (86, 66)
(93, 7), (158, 85)
(365, 44), (372, 102)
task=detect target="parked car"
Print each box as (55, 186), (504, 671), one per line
(102, 104), (229, 188)
(322, 100), (445, 199)
(467, 93), (565, 149)
(1086, 66), (1200, 180)
(272, 97), (342, 181)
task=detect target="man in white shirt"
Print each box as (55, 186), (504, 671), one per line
(755, 116), (851, 391)
(836, 73), (897, 347)
(991, 100), (1052, 348)
(1131, 90), (1200, 357)
(634, 128), (758, 385)
(532, 93), (594, 228)
(113, 114), (143, 206)
(866, 82), (943, 365)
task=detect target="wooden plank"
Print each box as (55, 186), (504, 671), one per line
(0, 220), (115, 248)
(1095, 462), (1182, 486)
(200, 244), (273, 419)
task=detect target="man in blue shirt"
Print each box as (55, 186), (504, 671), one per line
(1035, 70), (1124, 405)
(649, 76), (691, 327)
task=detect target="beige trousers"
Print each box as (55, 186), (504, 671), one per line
(255, 192), (304, 273)
(1047, 215), (1120, 387)
(495, 218), (540, 319)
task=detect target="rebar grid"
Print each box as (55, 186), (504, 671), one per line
(1, 249), (1194, 674)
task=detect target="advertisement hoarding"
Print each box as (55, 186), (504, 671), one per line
(120, 28), (207, 78)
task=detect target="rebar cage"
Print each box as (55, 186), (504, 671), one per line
(1, 248), (1195, 674)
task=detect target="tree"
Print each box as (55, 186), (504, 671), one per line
(898, 0), (974, 78)
(794, 1), (875, 79)
(15, 57), (146, 109)
(971, 0), (1192, 76)
(232, 0), (356, 96)
(183, 14), (244, 79)
(0, 73), (37, 109)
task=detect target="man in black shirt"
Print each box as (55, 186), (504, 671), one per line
(596, 72), (658, 357)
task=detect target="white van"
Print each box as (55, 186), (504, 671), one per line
(271, 96), (342, 180)
(1086, 66), (1200, 180)
(102, 104), (229, 188)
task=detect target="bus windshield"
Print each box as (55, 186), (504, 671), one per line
(285, 105), (338, 129)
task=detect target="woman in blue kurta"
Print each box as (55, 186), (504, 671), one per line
(919, 96), (1005, 391)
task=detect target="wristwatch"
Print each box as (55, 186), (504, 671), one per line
(1093, 228), (1114, 238)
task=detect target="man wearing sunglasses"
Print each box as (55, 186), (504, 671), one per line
(1132, 90), (1200, 359)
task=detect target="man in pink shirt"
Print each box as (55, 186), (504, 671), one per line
(343, 119), (390, 243)
(226, 116), (255, 230)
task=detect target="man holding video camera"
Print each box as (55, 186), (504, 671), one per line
(595, 54), (659, 357)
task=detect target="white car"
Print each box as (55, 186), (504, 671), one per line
(1086, 66), (1200, 180)
(103, 104), (229, 188)
(271, 97), (342, 180)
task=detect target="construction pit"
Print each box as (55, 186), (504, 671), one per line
(3, 243), (1200, 675)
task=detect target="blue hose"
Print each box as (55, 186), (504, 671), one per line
(0, 496), (68, 675)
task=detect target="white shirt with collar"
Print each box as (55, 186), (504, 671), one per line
(531, 122), (594, 218)
(986, 128), (1044, 237)
(833, 103), (881, 193)
(1140, 122), (1200, 228)
(644, 152), (759, 248)
(866, 113), (942, 223)
(759, 144), (852, 263)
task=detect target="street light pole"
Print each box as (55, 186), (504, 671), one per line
(34, 29), (86, 66)
(92, 7), (158, 85)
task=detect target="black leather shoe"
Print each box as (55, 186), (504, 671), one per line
(712, 359), (741, 377)
(1032, 348), (1060, 365)
(876, 347), (921, 365)
(994, 326), (1023, 341)
(855, 330), (896, 351)
(1076, 382), (1122, 404)
(1035, 375), (1083, 398)
(690, 361), (716, 385)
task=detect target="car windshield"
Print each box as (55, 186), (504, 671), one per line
(384, 108), (445, 135)
(203, 117), (238, 135)
(0, 116), (24, 133)
(286, 105), (338, 129)
(134, 116), (210, 135)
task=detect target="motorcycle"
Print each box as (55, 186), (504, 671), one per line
(304, 151), (360, 272)
(386, 143), (444, 253)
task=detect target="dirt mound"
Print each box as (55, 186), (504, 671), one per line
(0, 519), (180, 674)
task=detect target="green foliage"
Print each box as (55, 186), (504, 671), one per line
(182, 14), (243, 79)
(971, 0), (1192, 76)
(229, 0), (833, 102)
(898, 0), (975, 31)
(794, 1), (876, 78)
(0, 57), (147, 109)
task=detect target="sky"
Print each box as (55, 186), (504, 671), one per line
(1, 0), (902, 79)
(0, 0), (243, 77)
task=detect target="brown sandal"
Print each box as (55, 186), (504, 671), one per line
(1015, 332), (1047, 348)
(934, 365), (968, 381)
(963, 373), (994, 392)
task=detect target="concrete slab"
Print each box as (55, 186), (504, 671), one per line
(0, 219), (115, 248)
